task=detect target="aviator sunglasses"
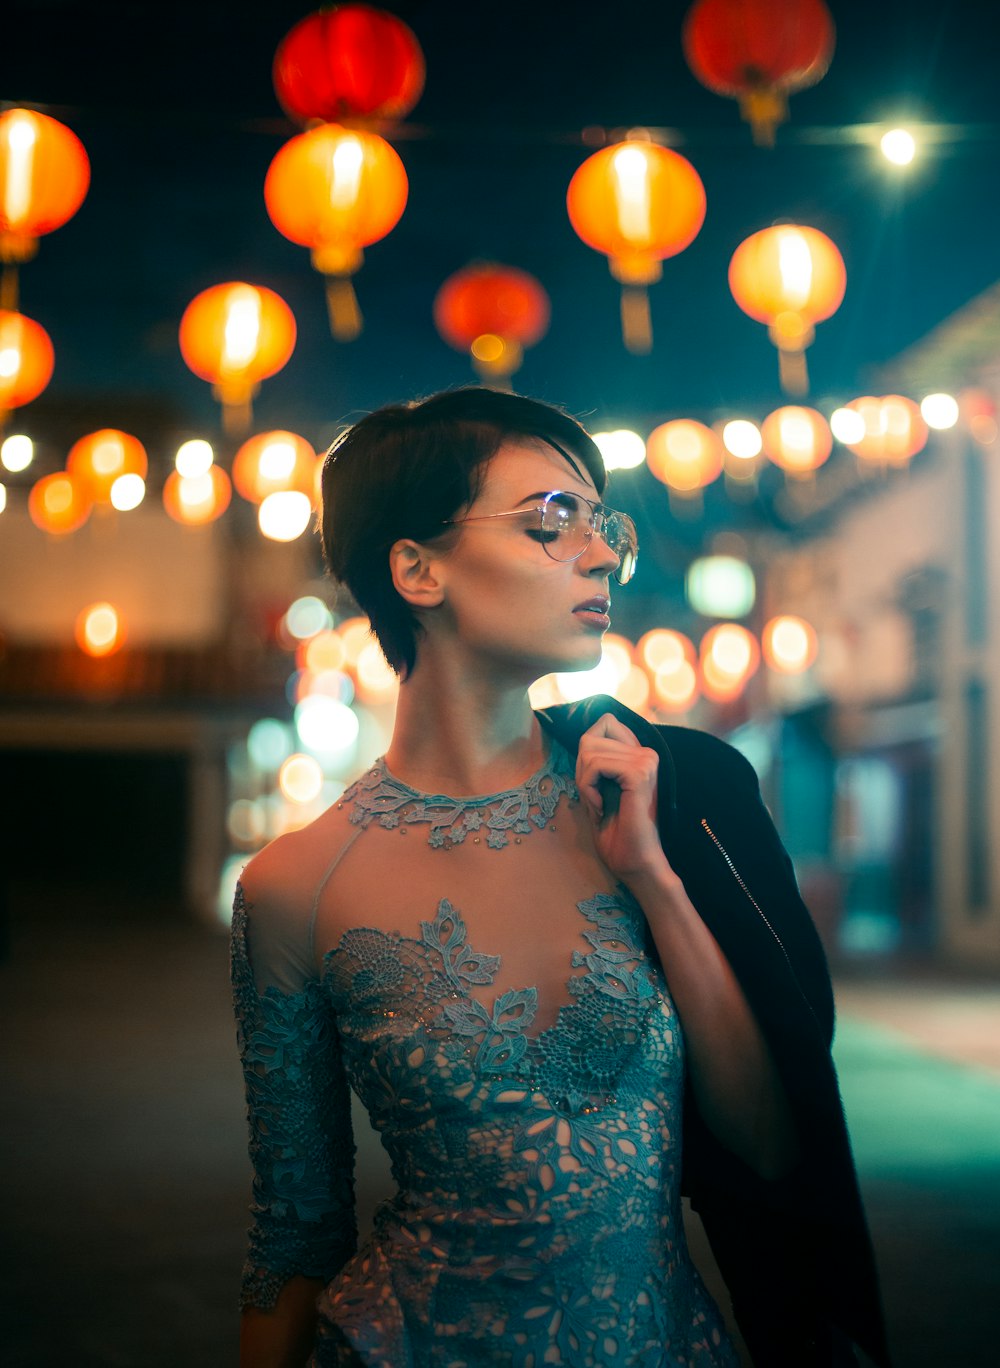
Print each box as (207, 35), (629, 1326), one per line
(445, 490), (638, 585)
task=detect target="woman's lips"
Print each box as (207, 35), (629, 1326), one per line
(573, 606), (611, 629)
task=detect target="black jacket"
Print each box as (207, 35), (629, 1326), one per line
(536, 696), (890, 1368)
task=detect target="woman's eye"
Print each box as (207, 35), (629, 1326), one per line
(526, 528), (560, 543)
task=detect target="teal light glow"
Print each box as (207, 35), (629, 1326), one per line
(686, 556), (755, 618)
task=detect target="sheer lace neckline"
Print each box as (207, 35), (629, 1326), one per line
(342, 740), (577, 849)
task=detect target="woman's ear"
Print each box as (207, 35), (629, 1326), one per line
(389, 539), (445, 610)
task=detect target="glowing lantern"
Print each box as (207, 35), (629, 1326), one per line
(28, 470), (91, 534)
(567, 139), (706, 353)
(67, 429), (148, 504)
(434, 263), (550, 383)
(0, 109), (90, 305)
(265, 125), (407, 340)
(233, 431), (317, 504)
(646, 420), (723, 497)
(763, 615), (818, 673)
(686, 556), (756, 617)
(259, 490), (313, 542)
(273, 4), (425, 124)
(75, 602), (125, 658)
(683, 0), (835, 147)
(761, 405), (832, 475)
(700, 623), (760, 702)
(653, 658), (699, 712)
(638, 628), (696, 675)
(729, 224), (845, 395)
(840, 395), (928, 467)
(0, 309), (54, 414)
(162, 466), (232, 525)
(179, 282), (296, 433)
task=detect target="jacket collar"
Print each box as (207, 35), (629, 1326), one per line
(535, 694), (679, 853)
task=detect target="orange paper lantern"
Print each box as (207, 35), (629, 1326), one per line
(233, 431), (318, 504)
(646, 420), (723, 494)
(683, 0), (835, 146)
(729, 224), (845, 394)
(760, 405), (832, 475)
(0, 309), (54, 413)
(567, 139), (706, 353)
(273, 4), (425, 124)
(841, 395), (928, 467)
(265, 125), (408, 340)
(179, 283), (296, 433)
(162, 465), (232, 525)
(0, 109), (90, 288)
(434, 263), (550, 382)
(28, 470), (92, 534)
(67, 429), (148, 504)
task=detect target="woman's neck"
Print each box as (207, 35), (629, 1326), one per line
(385, 652), (547, 796)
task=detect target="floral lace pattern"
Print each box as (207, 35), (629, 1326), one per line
(341, 742), (576, 849)
(233, 740), (740, 1366)
(231, 886), (358, 1308)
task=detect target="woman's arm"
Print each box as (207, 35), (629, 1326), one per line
(576, 713), (798, 1181)
(625, 859), (799, 1179)
(240, 1275), (325, 1368)
(232, 866), (357, 1366)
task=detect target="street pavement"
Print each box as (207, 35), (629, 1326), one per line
(2, 886), (998, 1367)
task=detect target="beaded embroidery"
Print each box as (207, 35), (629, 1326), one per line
(342, 740), (577, 849)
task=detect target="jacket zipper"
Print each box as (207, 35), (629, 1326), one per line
(699, 817), (821, 1030)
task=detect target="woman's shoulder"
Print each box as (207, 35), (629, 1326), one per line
(239, 790), (359, 923)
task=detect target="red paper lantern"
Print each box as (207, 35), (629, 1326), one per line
(67, 429), (148, 504)
(0, 109), (90, 266)
(434, 263), (550, 382)
(0, 309), (54, 413)
(264, 124), (407, 340)
(729, 224), (845, 394)
(683, 0), (835, 146)
(179, 283), (296, 432)
(273, 4), (425, 125)
(567, 139), (706, 353)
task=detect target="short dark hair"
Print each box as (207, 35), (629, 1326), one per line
(321, 387), (607, 676)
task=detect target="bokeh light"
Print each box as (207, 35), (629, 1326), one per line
(285, 595), (332, 640)
(28, 470), (91, 533)
(339, 617), (374, 665)
(638, 628), (695, 674)
(686, 556), (755, 618)
(763, 615), (819, 674)
(355, 640), (399, 704)
(592, 429), (646, 471)
(278, 753), (324, 804)
(259, 489), (312, 541)
(830, 407), (866, 445)
(0, 482), (6, 514)
(880, 128), (916, 165)
(294, 694), (360, 758)
(721, 420), (762, 460)
(920, 393), (959, 431)
(247, 718), (295, 772)
(110, 473), (145, 511)
(227, 798), (267, 847)
(1, 433), (33, 472)
(303, 630), (346, 673)
(175, 438), (214, 478)
(75, 601), (125, 657)
(653, 658), (698, 712)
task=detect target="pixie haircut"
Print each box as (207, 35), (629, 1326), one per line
(321, 387), (607, 677)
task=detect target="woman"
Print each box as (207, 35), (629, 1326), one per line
(233, 388), (889, 1367)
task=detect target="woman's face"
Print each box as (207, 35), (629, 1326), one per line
(427, 440), (620, 682)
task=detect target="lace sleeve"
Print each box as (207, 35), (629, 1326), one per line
(231, 881), (358, 1309)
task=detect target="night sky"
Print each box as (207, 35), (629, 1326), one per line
(4, 0), (998, 623)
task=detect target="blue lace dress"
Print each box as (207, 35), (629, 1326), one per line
(232, 740), (740, 1367)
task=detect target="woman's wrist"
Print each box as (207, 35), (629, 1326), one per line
(620, 853), (685, 906)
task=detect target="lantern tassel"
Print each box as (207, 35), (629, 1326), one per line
(620, 286), (652, 354)
(778, 348), (809, 396)
(739, 87), (788, 148)
(325, 277), (363, 342)
(0, 264), (18, 311)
